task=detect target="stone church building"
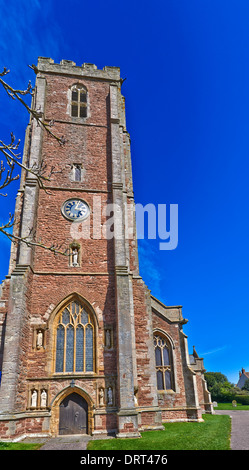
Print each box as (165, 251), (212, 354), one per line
(0, 58), (212, 440)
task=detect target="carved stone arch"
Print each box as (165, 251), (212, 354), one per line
(50, 385), (94, 436)
(70, 82), (88, 91)
(50, 384), (94, 408)
(152, 328), (175, 350)
(48, 292), (99, 328)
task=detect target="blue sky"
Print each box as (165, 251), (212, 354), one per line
(1, 0), (249, 384)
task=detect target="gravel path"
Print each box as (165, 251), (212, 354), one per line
(215, 410), (249, 450)
(38, 434), (92, 450)
(22, 433), (115, 450)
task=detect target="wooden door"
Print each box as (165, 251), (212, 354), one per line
(59, 392), (88, 435)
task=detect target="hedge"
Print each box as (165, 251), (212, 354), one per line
(213, 393), (236, 403)
(235, 395), (249, 405)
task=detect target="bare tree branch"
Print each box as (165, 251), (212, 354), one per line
(0, 67), (66, 145)
(0, 224), (69, 256)
(0, 67), (69, 257)
(0, 133), (61, 194)
(0, 160), (19, 196)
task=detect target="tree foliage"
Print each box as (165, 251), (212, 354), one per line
(205, 372), (235, 402)
(205, 371), (249, 403)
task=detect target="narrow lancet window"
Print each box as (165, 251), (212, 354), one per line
(71, 85), (87, 118)
(154, 334), (174, 391)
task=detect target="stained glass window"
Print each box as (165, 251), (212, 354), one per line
(76, 325), (84, 372)
(165, 370), (172, 390)
(66, 324), (74, 372)
(55, 324), (64, 372)
(155, 346), (162, 366)
(163, 346), (170, 366)
(55, 299), (95, 373)
(85, 325), (93, 372)
(157, 370), (163, 390)
(82, 310), (88, 325)
(62, 309), (70, 325)
(154, 334), (174, 391)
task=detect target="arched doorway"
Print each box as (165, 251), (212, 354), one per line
(59, 392), (88, 435)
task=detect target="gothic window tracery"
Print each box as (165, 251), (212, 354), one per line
(154, 334), (174, 391)
(55, 300), (95, 373)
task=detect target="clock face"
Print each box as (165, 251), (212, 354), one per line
(61, 198), (90, 221)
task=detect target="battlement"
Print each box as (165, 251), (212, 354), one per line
(37, 57), (121, 82)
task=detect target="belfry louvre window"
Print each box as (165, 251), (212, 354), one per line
(55, 300), (94, 373)
(71, 85), (87, 118)
(74, 164), (81, 182)
(154, 334), (174, 390)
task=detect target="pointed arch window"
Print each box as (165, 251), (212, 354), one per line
(71, 85), (87, 118)
(154, 334), (174, 391)
(55, 300), (95, 373)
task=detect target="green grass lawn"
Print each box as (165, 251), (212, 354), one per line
(0, 441), (42, 450)
(215, 402), (249, 410)
(88, 414), (231, 451)
(0, 414), (231, 451)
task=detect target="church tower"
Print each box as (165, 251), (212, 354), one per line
(0, 58), (212, 440)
